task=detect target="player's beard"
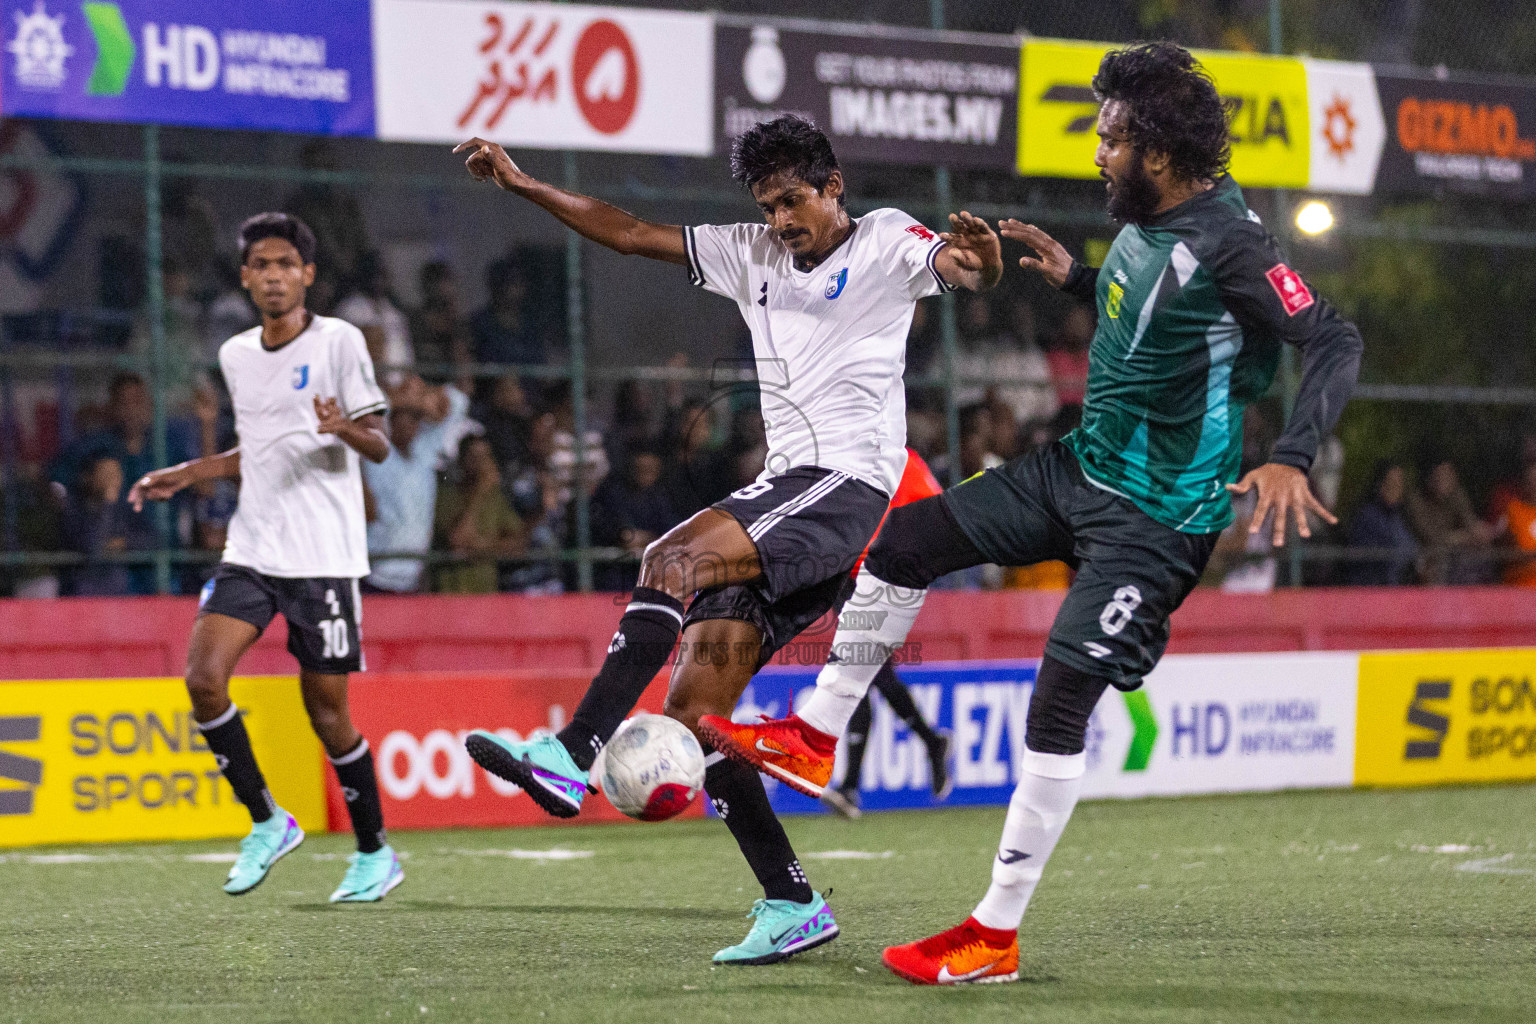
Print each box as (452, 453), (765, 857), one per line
(1105, 155), (1161, 225)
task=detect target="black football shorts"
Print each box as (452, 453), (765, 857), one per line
(199, 563), (364, 674)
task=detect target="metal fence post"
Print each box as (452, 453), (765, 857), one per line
(564, 150), (593, 592)
(143, 124), (171, 595)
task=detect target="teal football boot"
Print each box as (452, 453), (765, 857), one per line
(464, 731), (589, 818)
(713, 891), (839, 965)
(329, 845), (404, 903)
(223, 810), (304, 895)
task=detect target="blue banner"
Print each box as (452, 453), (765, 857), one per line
(2, 1), (374, 135)
(715, 660), (1043, 818)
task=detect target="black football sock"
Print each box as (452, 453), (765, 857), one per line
(842, 693), (874, 793)
(558, 587), (684, 771)
(330, 737), (386, 854)
(872, 660), (941, 746)
(705, 754), (813, 904)
(196, 704), (275, 824)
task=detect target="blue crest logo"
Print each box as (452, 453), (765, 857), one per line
(292, 365), (309, 390)
(824, 267), (848, 300)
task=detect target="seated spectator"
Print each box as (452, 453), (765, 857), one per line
(52, 373), (194, 594)
(433, 435), (527, 594)
(1345, 462), (1418, 586)
(471, 256), (546, 368)
(953, 295), (1058, 431)
(605, 379), (660, 470)
(2, 463), (65, 598)
(337, 250), (413, 387)
(1407, 458), (1494, 584)
(661, 399), (731, 517)
(592, 446), (680, 555)
(1045, 304), (1093, 409)
(63, 456), (154, 596)
(409, 261), (472, 386)
(1487, 429), (1536, 524)
(1498, 459), (1536, 586)
(364, 376), (470, 594)
(478, 374), (535, 469)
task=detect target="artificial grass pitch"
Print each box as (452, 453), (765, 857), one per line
(4, 785), (1534, 1023)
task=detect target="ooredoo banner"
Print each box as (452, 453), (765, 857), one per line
(1374, 72), (1536, 197)
(1, 0), (375, 134)
(715, 22), (1018, 169)
(328, 670), (703, 831)
(372, 0), (713, 155)
(742, 654), (1360, 818)
(0, 676), (327, 848)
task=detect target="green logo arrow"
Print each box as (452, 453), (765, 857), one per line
(1121, 690), (1158, 771)
(82, 2), (135, 97)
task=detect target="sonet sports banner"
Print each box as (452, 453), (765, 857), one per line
(372, 0), (713, 155)
(0, 0), (376, 134)
(1374, 72), (1536, 198)
(715, 22), (1018, 169)
(1016, 39), (1311, 189)
(0, 676), (326, 848)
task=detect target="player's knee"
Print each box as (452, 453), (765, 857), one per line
(639, 536), (726, 596)
(1025, 656), (1113, 755)
(866, 504), (941, 589)
(183, 663), (230, 717)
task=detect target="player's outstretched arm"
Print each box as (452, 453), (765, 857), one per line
(128, 449), (241, 512)
(934, 211), (1003, 292)
(315, 396), (389, 464)
(454, 138), (687, 265)
(999, 219), (1097, 300)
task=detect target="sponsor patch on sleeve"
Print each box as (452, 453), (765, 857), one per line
(1265, 263), (1315, 316)
(905, 224), (936, 243)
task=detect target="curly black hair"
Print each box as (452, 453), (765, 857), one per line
(1092, 41), (1232, 182)
(729, 115), (844, 205)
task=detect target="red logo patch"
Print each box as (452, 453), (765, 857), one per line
(905, 224), (936, 242)
(1265, 263), (1314, 316)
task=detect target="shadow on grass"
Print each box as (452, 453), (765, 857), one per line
(288, 899), (740, 922)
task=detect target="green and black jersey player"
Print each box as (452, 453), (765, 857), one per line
(866, 42), (1363, 979)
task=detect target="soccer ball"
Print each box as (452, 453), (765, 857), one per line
(599, 714), (706, 821)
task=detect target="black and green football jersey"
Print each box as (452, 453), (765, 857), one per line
(1058, 176), (1363, 534)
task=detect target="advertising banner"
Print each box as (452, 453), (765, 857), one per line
(1, 0), (375, 135)
(1374, 73), (1536, 197)
(1017, 39), (1310, 189)
(715, 22), (1018, 169)
(330, 670), (703, 831)
(373, 0), (712, 155)
(0, 676), (326, 848)
(1302, 59), (1386, 195)
(744, 654), (1359, 818)
(1355, 649), (1536, 787)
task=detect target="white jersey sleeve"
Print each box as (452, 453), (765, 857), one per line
(334, 322), (388, 419)
(684, 222), (771, 303)
(867, 208), (956, 301)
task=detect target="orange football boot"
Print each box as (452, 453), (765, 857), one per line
(696, 714), (836, 798)
(882, 917), (1020, 985)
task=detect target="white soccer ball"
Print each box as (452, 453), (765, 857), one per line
(599, 714), (706, 821)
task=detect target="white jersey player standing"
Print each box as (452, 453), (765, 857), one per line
(129, 213), (403, 902)
(454, 115), (1002, 965)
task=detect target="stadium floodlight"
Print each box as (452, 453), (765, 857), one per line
(1295, 200), (1335, 236)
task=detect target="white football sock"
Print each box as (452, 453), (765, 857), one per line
(797, 567), (926, 736)
(971, 749), (1085, 931)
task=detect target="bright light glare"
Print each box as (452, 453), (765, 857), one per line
(1296, 200), (1335, 235)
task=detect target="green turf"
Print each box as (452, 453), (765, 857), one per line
(4, 785), (1534, 1023)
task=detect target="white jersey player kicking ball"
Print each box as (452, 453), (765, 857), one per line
(130, 213), (402, 902)
(454, 115), (1001, 965)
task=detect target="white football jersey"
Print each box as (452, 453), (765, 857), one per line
(684, 208), (953, 497)
(219, 315), (388, 578)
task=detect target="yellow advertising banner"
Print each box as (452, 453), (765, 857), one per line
(0, 677), (326, 848)
(1017, 39), (1311, 188)
(1356, 650), (1536, 787)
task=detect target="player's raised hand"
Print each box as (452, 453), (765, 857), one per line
(1226, 463), (1338, 548)
(127, 466), (190, 512)
(999, 220), (1073, 289)
(936, 211), (1003, 290)
(453, 137), (533, 193)
(313, 395), (348, 435)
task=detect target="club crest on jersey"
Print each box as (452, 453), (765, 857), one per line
(292, 365), (309, 390)
(824, 267), (848, 300)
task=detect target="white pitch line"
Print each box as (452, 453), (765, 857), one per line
(450, 848), (594, 861)
(1456, 853), (1533, 876)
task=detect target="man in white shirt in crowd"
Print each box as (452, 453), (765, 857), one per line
(363, 373), (471, 594)
(129, 213), (403, 903)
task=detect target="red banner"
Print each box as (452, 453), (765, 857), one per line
(326, 670), (700, 831)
